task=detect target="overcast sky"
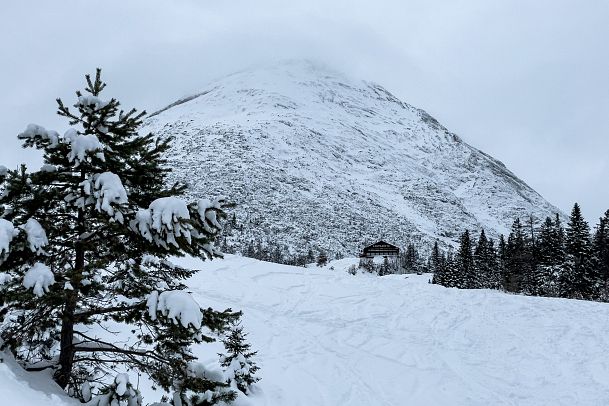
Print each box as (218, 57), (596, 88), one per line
(1, 0), (607, 223)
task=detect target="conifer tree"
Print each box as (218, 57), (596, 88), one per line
(430, 241), (441, 274)
(593, 210), (609, 299)
(219, 322), (260, 395)
(520, 215), (540, 295)
(497, 234), (507, 290)
(316, 251), (328, 267)
(441, 249), (460, 288)
(0, 70), (240, 404)
(505, 219), (527, 292)
(473, 230), (499, 289)
(456, 230), (474, 288)
(536, 216), (564, 296)
(560, 203), (594, 299)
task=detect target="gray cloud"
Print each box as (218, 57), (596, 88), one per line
(1, 0), (607, 223)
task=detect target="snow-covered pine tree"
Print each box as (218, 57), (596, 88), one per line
(430, 241), (442, 282)
(593, 210), (609, 300)
(536, 216), (564, 296)
(497, 234), (507, 290)
(219, 322), (260, 395)
(519, 215), (540, 295)
(473, 230), (498, 289)
(560, 203), (594, 299)
(0, 70), (240, 404)
(441, 249), (460, 288)
(316, 251), (328, 267)
(402, 243), (419, 273)
(505, 219), (527, 293)
(457, 230), (474, 289)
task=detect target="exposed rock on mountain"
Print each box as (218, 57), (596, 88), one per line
(144, 60), (561, 256)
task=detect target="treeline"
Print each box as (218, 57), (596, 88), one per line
(432, 203), (609, 301)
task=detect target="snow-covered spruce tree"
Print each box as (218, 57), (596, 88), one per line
(505, 219), (527, 292)
(456, 230), (474, 289)
(316, 251), (328, 267)
(219, 322), (260, 395)
(0, 70), (240, 404)
(560, 203), (595, 299)
(593, 210), (609, 300)
(441, 249), (460, 288)
(473, 230), (499, 289)
(537, 215), (565, 296)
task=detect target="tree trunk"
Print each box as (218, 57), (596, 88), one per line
(55, 173), (86, 389)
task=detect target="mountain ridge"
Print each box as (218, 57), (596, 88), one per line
(143, 60), (563, 256)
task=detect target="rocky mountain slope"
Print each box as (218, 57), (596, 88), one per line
(143, 60), (561, 256)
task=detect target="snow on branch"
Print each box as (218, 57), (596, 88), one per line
(77, 95), (109, 111)
(196, 197), (225, 234)
(65, 128), (105, 164)
(22, 218), (49, 254)
(147, 290), (203, 329)
(132, 197), (193, 248)
(17, 124), (60, 148)
(0, 218), (17, 261)
(0, 272), (11, 286)
(92, 172), (128, 222)
(22, 262), (55, 297)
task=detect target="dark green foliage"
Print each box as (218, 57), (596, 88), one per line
(456, 230), (474, 288)
(504, 219), (524, 292)
(593, 210), (609, 300)
(401, 243), (419, 273)
(0, 70), (242, 404)
(316, 251), (328, 267)
(432, 203), (609, 303)
(473, 230), (500, 289)
(560, 203), (595, 299)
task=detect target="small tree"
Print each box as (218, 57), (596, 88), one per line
(0, 70), (241, 404)
(316, 251), (328, 267)
(220, 322), (260, 395)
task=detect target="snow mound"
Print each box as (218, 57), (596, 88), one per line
(22, 262), (54, 297)
(0, 351), (77, 405)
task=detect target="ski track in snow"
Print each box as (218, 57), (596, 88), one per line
(176, 255), (609, 406)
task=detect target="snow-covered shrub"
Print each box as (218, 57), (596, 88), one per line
(86, 373), (142, 406)
(219, 322), (260, 395)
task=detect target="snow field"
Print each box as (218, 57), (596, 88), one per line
(175, 255), (609, 406)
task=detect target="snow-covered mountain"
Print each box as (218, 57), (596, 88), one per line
(144, 60), (561, 255)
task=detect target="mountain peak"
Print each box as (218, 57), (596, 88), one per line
(144, 62), (562, 255)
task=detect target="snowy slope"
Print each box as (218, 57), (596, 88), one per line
(173, 255), (609, 406)
(0, 351), (78, 405)
(4, 255), (609, 405)
(143, 60), (562, 255)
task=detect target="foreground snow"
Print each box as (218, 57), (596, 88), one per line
(177, 255), (609, 406)
(0, 352), (77, 405)
(3, 254), (609, 405)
